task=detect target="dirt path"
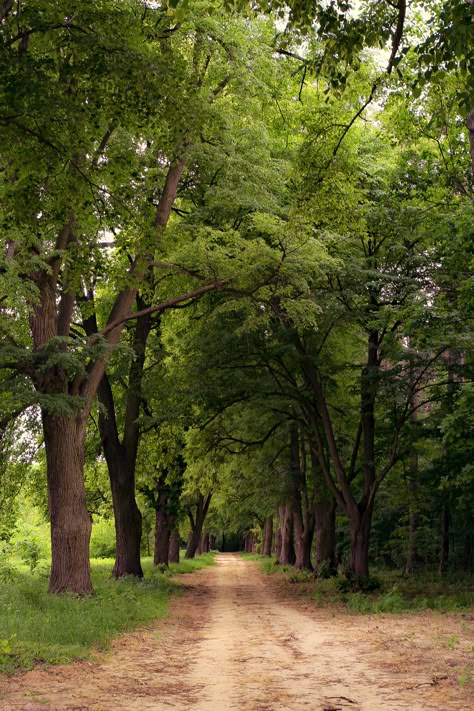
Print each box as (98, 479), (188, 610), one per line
(1, 554), (473, 710)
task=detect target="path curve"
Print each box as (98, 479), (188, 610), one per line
(1, 554), (472, 710)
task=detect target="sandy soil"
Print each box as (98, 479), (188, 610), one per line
(0, 554), (473, 711)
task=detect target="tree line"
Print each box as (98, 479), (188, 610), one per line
(0, 0), (472, 593)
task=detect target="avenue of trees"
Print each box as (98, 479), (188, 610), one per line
(0, 0), (473, 593)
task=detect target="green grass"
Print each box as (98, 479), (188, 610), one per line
(0, 553), (215, 673)
(241, 555), (474, 614)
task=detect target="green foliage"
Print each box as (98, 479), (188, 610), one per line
(0, 553), (215, 673)
(335, 575), (383, 594)
(89, 518), (116, 559)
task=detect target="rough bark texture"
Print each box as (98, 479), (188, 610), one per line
(169, 528), (180, 564)
(43, 414), (93, 594)
(111, 466), (143, 577)
(262, 516), (273, 557)
(349, 507), (373, 578)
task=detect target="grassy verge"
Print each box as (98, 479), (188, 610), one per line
(240, 553), (474, 614)
(0, 552), (215, 673)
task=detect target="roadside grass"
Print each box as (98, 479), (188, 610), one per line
(240, 553), (474, 614)
(0, 552), (215, 673)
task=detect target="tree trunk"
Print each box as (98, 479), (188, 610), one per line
(278, 503), (295, 565)
(293, 507), (314, 570)
(43, 414), (93, 594)
(404, 478), (418, 575)
(185, 492), (212, 559)
(154, 503), (170, 566)
(274, 519), (282, 560)
(262, 516), (273, 556)
(348, 509), (372, 578)
(111, 469), (143, 577)
(169, 528), (180, 564)
(201, 532), (210, 553)
(439, 504), (450, 575)
(314, 499), (336, 576)
(209, 534), (217, 550)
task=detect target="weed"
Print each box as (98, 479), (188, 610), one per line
(459, 666), (473, 687)
(447, 634), (459, 650)
(0, 552), (215, 673)
(287, 570), (313, 584)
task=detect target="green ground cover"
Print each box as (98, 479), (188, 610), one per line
(241, 554), (474, 614)
(0, 553), (215, 673)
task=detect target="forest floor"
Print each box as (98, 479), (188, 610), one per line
(1, 553), (473, 711)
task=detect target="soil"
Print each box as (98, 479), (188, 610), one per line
(1, 554), (473, 710)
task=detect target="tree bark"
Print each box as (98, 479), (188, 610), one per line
(43, 414), (93, 594)
(110, 466), (143, 577)
(169, 527), (180, 564)
(185, 492), (212, 558)
(291, 429), (315, 570)
(312, 450), (337, 576)
(209, 534), (217, 550)
(314, 498), (336, 576)
(262, 516), (273, 556)
(348, 506), (373, 578)
(201, 532), (210, 553)
(154, 483), (171, 567)
(274, 518), (282, 560)
(278, 503), (295, 565)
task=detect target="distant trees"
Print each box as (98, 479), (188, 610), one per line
(1, 0), (472, 593)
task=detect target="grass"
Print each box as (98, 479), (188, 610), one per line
(0, 552), (215, 673)
(240, 554), (474, 614)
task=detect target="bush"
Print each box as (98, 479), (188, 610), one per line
(336, 574), (382, 593)
(90, 518), (116, 558)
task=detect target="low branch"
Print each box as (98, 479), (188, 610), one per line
(97, 278), (233, 338)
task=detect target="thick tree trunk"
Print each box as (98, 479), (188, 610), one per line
(291, 427), (314, 570)
(274, 519), (282, 561)
(169, 528), (180, 564)
(278, 503), (295, 565)
(154, 505), (170, 566)
(43, 414), (93, 594)
(439, 504), (450, 575)
(262, 516), (273, 556)
(293, 508), (314, 570)
(111, 470), (143, 577)
(314, 499), (337, 576)
(348, 509), (373, 578)
(201, 532), (210, 553)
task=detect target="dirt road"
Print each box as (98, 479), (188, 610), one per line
(1, 554), (473, 710)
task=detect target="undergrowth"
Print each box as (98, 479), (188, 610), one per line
(241, 554), (474, 614)
(0, 553), (215, 673)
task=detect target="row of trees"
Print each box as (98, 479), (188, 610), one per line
(0, 0), (472, 593)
